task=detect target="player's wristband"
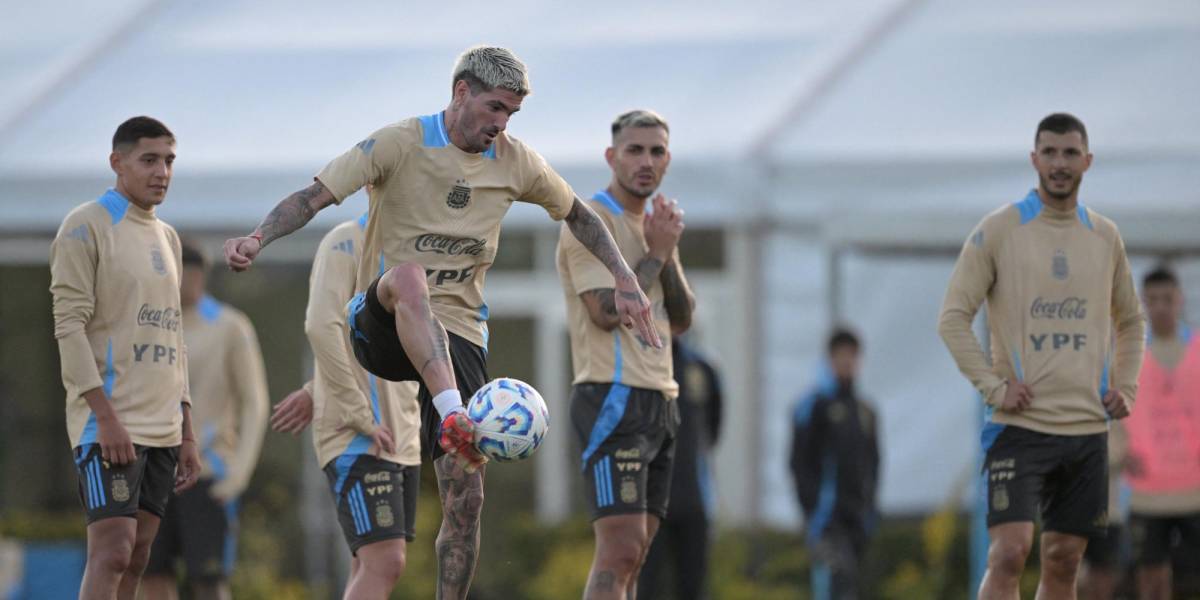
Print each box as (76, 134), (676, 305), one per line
(249, 231), (264, 245)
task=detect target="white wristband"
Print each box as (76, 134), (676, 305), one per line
(432, 389), (464, 420)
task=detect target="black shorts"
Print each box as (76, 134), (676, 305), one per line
(571, 383), (679, 520)
(74, 443), (178, 525)
(348, 276), (489, 460)
(984, 425), (1108, 537)
(145, 479), (238, 581)
(1128, 512), (1200, 566)
(1083, 524), (1123, 568)
(323, 454), (420, 555)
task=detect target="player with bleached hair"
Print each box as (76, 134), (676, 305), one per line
(223, 46), (660, 599)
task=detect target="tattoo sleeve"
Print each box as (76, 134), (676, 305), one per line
(660, 248), (695, 332)
(579, 251), (665, 330)
(565, 198), (633, 281)
(255, 181), (333, 247)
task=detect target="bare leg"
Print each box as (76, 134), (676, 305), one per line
(376, 265), (456, 395)
(585, 513), (652, 600)
(624, 516), (660, 600)
(433, 455), (485, 600)
(342, 539), (407, 600)
(1077, 561), (1116, 600)
(116, 511), (161, 600)
(1136, 563), (1172, 600)
(1034, 531), (1087, 600)
(977, 521), (1033, 600)
(81, 517), (137, 600)
(138, 575), (178, 600)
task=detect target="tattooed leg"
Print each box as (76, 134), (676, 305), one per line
(586, 514), (652, 600)
(376, 264), (457, 394)
(434, 454), (485, 600)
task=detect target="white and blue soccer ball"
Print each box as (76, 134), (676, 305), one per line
(467, 377), (549, 462)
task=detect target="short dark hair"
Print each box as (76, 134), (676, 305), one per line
(180, 237), (208, 270)
(827, 327), (861, 355)
(1035, 112), (1088, 147)
(1143, 265), (1179, 289)
(112, 116), (174, 152)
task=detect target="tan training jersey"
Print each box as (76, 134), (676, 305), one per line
(184, 296), (269, 492)
(316, 112), (576, 349)
(305, 215), (421, 468)
(557, 190), (677, 397)
(50, 189), (189, 448)
(939, 189), (1145, 435)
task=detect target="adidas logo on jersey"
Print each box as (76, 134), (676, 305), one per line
(332, 239), (354, 255)
(65, 224), (89, 242)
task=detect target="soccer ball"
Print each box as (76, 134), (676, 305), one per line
(467, 377), (550, 462)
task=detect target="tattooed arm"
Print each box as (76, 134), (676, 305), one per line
(564, 197), (661, 347)
(223, 181), (337, 272)
(579, 252), (668, 331)
(660, 247), (696, 335)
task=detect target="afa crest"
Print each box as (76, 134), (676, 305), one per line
(1052, 249), (1069, 281)
(151, 245), (167, 276)
(112, 476), (131, 502)
(447, 179), (471, 209)
(992, 485), (1009, 511)
(620, 477), (638, 504)
(375, 503), (395, 528)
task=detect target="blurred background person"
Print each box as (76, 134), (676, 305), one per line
(143, 238), (269, 600)
(1124, 266), (1200, 600)
(637, 333), (724, 600)
(1078, 422), (1128, 600)
(790, 328), (880, 600)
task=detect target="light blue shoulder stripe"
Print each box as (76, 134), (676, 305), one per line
(356, 211), (369, 230)
(419, 113), (450, 147)
(97, 189), (129, 225)
(1076, 205), (1094, 230)
(198, 295), (223, 323)
(593, 190), (623, 215)
(1014, 189), (1042, 225)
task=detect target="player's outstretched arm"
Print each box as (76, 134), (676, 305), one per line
(564, 197), (661, 348)
(224, 181), (336, 272)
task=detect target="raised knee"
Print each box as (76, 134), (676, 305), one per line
(379, 264), (428, 307)
(989, 540), (1031, 576)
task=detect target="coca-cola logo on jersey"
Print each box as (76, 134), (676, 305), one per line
(413, 234), (485, 256)
(1029, 297), (1087, 320)
(137, 304), (181, 331)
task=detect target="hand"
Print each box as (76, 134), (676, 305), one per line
(997, 380), (1034, 412)
(1102, 390), (1131, 419)
(642, 194), (684, 258)
(614, 274), (662, 349)
(438, 410), (488, 473)
(223, 235), (262, 272)
(370, 425), (396, 457)
(271, 387), (314, 435)
(97, 412), (136, 465)
(175, 438), (202, 493)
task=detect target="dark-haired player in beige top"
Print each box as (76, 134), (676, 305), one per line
(50, 116), (201, 600)
(938, 113), (1144, 600)
(222, 46), (659, 600)
(558, 109), (695, 600)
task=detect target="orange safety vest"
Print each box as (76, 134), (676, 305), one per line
(1125, 326), (1200, 493)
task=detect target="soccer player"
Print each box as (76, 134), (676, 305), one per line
(789, 328), (880, 600)
(938, 113), (1145, 600)
(557, 109), (696, 600)
(637, 334), (723, 600)
(271, 212), (424, 599)
(143, 239), (269, 600)
(1124, 267), (1200, 600)
(49, 116), (201, 600)
(222, 46), (658, 598)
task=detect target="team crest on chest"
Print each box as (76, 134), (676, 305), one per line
(151, 244), (167, 275)
(447, 179), (471, 209)
(1052, 249), (1069, 281)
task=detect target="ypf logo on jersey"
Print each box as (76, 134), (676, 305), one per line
(447, 179), (471, 209)
(1052, 249), (1069, 280)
